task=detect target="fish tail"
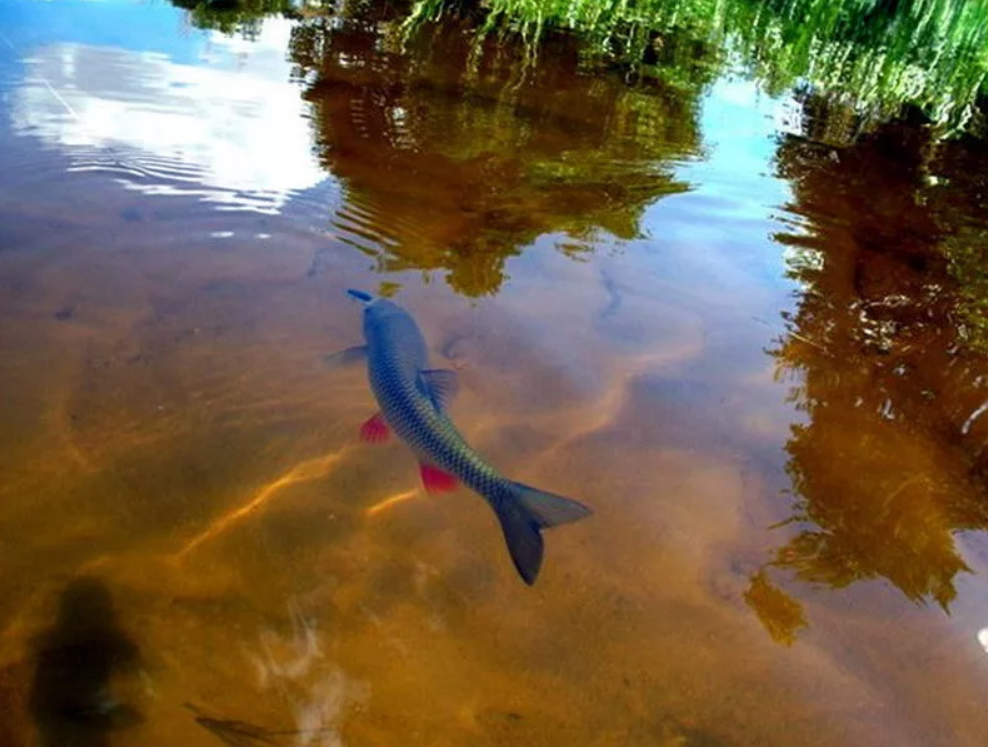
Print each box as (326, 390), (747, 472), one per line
(494, 482), (593, 586)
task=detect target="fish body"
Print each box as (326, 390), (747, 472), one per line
(345, 290), (592, 584)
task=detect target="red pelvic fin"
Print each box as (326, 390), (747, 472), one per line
(419, 463), (459, 494)
(359, 413), (391, 444)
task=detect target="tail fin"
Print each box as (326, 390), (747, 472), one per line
(494, 482), (593, 585)
(512, 482), (593, 528)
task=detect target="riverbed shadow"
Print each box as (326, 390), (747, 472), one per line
(29, 577), (143, 747)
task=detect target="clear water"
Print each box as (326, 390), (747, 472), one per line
(2, 2), (988, 746)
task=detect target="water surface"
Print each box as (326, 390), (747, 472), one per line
(2, 1), (988, 746)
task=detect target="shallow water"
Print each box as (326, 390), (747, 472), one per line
(2, 1), (988, 745)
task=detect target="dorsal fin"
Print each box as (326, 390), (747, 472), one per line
(417, 368), (460, 411)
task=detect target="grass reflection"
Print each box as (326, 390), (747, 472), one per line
(409, 0), (988, 136)
(173, 0), (988, 136)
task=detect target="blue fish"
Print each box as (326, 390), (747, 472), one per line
(334, 289), (592, 585)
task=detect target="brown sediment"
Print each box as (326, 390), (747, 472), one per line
(1, 212), (985, 747)
(4, 7), (988, 747)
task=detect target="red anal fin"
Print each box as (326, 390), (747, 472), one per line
(420, 463), (458, 494)
(359, 413), (391, 444)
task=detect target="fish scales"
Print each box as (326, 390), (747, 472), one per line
(340, 290), (593, 584)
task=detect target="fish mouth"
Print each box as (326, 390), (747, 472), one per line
(346, 289), (374, 304)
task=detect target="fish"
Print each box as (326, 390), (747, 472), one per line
(333, 289), (592, 585)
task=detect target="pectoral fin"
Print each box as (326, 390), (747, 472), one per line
(359, 413), (391, 443)
(419, 463), (458, 493)
(417, 368), (459, 411)
(324, 345), (367, 369)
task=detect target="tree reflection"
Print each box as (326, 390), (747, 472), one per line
(287, 7), (701, 296)
(170, 0), (300, 38)
(756, 122), (988, 643)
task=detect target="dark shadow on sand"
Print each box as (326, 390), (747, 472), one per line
(29, 577), (143, 747)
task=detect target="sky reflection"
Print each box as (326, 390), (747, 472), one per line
(7, 6), (325, 212)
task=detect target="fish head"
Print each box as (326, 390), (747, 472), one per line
(347, 289), (406, 341)
(362, 298), (405, 337)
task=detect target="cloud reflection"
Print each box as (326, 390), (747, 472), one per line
(11, 19), (325, 212)
(978, 627), (988, 655)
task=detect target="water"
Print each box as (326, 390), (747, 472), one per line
(2, 1), (988, 745)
